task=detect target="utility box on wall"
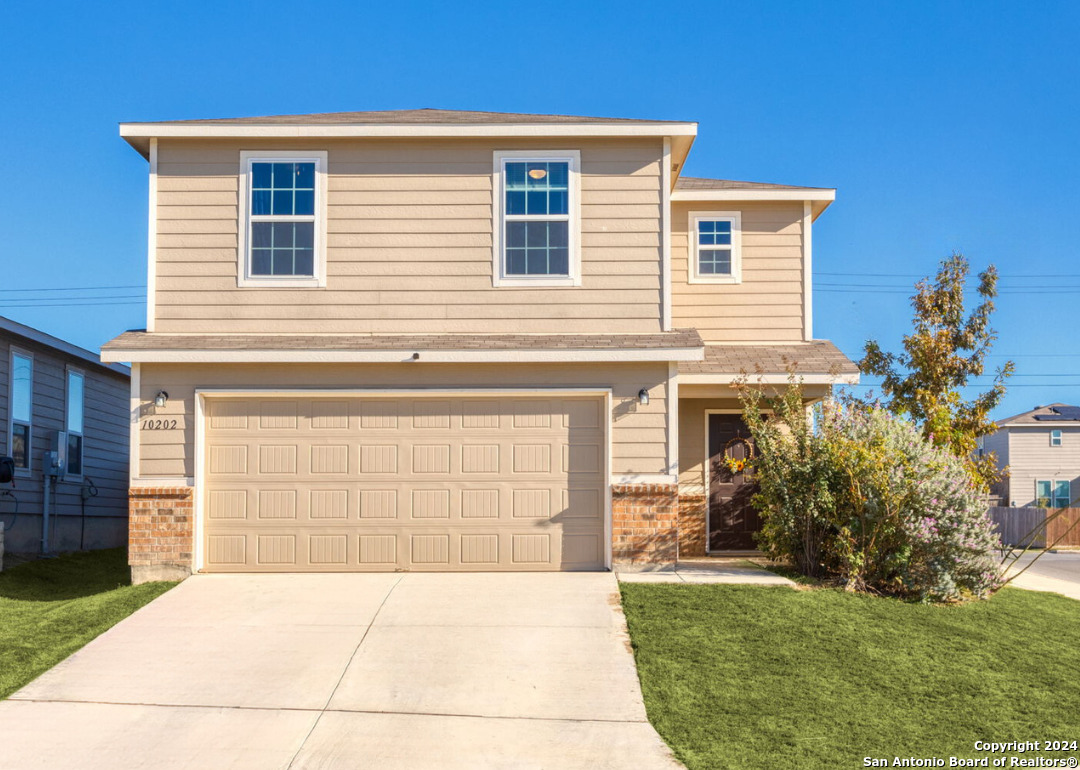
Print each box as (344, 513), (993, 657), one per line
(47, 431), (68, 480)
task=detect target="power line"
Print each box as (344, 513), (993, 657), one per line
(0, 300), (145, 308)
(817, 271), (1080, 279)
(0, 284), (147, 293)
(847, 383), (1080, 388)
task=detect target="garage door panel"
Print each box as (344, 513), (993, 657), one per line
(203, 396), (606, 572)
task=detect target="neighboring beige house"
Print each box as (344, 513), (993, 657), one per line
(101, 109), (858, 582)
(1, 316), (130, 553)
(985, 403), (1080, 508)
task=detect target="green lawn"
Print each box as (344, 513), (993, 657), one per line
(621, 584), (1080, 770)
(0, 548), (175, 700)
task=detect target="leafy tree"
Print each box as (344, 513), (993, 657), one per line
(859, 253), (1014, 489)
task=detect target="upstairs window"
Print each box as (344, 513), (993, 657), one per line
(690, 212), (742, 284)
(66, 369), (84, 477)
(1050, 429), (1062, 447)
(9, 350), (32, 471)
(493, 151), (580, 287)
(238, 151), (327, 287)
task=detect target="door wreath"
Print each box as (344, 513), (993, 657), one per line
(722, 436), (754, 474)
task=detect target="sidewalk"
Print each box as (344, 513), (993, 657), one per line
(615, 558), (796, 586)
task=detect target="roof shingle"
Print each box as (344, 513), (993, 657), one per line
(130, 108), (692, 127)
(679, 341), (859, 377)
(103, 329), (704, 352)
(675, 176), (832, 192)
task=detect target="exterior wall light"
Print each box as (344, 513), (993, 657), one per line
(154, 390), (169, 408)
(638, 388), (650, 406)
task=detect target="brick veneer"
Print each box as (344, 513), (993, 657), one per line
(611, 483), (679, 564)
(129, 487), (194, 584)
(677, 494), (708, 558)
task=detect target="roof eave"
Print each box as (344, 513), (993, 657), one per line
(100, 346), (705, 364)
(671, 188), (836, 203)
(120, 121), (699, 159)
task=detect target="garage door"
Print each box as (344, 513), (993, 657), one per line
(201, 395), (606, 572)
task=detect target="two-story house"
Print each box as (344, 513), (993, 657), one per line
(101, 109), (858, 583)
(984, 403), (1080, 508)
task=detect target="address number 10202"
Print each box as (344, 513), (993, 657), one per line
(142, 419), (178, 430)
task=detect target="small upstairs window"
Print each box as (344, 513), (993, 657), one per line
(690, 212), (742, 284)
(1050, 429), (1062, 447)
(493, 151), (580, 287)
(238, 151), (327, 288)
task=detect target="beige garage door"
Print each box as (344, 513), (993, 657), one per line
(201, 395), (606, 572)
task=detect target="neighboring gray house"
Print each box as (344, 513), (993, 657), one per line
(984, 403), (1080, 508)
(0, 316), (130, 553)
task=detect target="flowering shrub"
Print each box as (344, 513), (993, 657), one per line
(741, 384), (1002, 602)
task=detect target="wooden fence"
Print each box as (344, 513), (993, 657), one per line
(989, 506), (1080, 548)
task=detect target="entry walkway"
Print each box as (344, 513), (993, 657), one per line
(616, 558), (796, 586)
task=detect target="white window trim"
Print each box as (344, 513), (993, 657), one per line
(65, 366), (85, 482)
(1050, 429), (1062, 447)
(491, 150), (581, 288)
(1035, 478), (1071, 508)
(688, 211), (742, 285)
(8, 347), (33, 476)
(237, 150), (328, 289)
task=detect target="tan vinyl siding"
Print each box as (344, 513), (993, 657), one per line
(1, 334), (129, 552)
(153, 138), (663, 335)
(671, 200), (806, 343)
(136, 362), (670, 479)
(1004, 427), (1080, 507)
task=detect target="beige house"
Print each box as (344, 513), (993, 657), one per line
(985, 403), (1080, 508)
(101, 109), (858, 582)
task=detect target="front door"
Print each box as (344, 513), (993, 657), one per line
(707, 413), (761, 551)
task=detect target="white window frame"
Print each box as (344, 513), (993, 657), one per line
(1036, 478), (1071, 509)
(688, 211), (742, 285)
(492, 150), (581, 288)
(8, 347), (33, 476)
(1050, 429), (1062, 447)
(65, 366), (85, 481)
(237, 150), (328, 289)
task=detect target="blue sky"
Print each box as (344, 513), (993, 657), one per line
(2, 0), (1078, 419)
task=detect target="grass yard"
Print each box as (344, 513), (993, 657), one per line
(0, 548), (175, 700)
(621, 584), (1080, 770)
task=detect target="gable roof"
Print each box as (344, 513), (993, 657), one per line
(997, 403), (1080, 427)
(129, 108), (692, 126)
(0, 316), (129, 377)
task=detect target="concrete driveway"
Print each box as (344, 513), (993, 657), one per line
(0, 573), (681, 770)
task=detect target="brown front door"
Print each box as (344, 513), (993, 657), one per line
(708, 413), (761, 551)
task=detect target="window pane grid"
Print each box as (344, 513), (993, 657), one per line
(248, 160), (317, 278)
(502, 160), (571, 277)
(695, 218), (736, 278)
(698, 248), (732, 275)
(505, 221), (569, 276)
